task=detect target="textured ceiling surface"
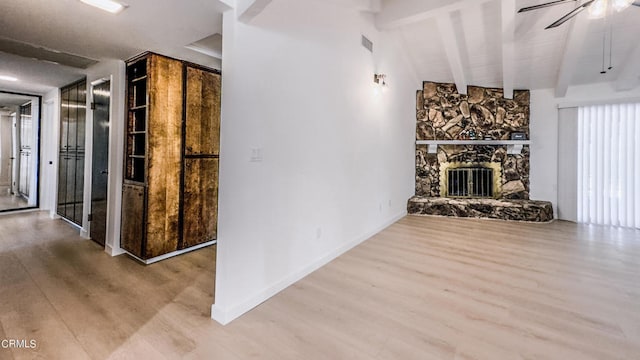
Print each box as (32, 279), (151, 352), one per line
(0, 0), (638, 95)
(0, 0), (227, 94)
(380, 0), (640, 92)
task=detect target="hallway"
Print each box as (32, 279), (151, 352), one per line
(0, 212), (217, 359)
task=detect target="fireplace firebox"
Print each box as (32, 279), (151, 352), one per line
(439, 162), (502, 199)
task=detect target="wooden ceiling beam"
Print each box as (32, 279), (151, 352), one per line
(436, 13), (468, 95)
(238, 0), (274, 23)
(501, 0), (516, 99)
(376, 0), (494, 30)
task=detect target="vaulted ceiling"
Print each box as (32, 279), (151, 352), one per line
(0, 0), (638, 97)
(376, 0), (640, 96)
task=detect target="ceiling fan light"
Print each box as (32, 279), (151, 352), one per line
(588, 0), (608, 18)
(612, 0), (634, 11)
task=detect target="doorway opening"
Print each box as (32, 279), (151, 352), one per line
(89, 79), (111, 246)
(0, 91), (40, 211)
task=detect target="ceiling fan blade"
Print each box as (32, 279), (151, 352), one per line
(518, 0), (577, 13)
(545, 0), (595, 29)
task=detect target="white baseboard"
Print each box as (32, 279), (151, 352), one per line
(125, 240), (216, 265)
(211, 211), (407, 325)
(58, 216), (83, 230)
(105, 244), (126, 257)
(0, 208), (40, 216)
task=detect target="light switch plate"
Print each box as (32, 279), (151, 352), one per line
(250, 147), (263, 162)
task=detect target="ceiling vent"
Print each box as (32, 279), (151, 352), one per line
(361, 35), (373, 53)
(0, 37), (99, 69)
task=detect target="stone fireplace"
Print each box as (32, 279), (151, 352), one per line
(416, 144), (530, 200)
(408, 82), (553, 222)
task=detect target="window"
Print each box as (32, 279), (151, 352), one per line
(577, 103), (640, 228)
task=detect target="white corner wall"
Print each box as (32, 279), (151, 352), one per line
(213, 0), (419, 324)
(529, 82), (640, 221)
(41, 88), (60, 215)
(529, 88), (558, 214)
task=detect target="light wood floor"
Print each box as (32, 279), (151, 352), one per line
(1, 212), (639, 359)
(0, 192), (28, 211)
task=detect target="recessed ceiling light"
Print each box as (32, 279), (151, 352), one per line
(0, 75), (18, 82)
(80, 0), (128, 14)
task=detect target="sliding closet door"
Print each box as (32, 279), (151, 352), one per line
(18, 102), (32, 198)
(57, 79), (86, 226)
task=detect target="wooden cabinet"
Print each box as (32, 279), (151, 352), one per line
(121, 52), (220, 262)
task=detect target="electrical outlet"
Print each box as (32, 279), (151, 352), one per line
(250, 147), (263, 162)
(316, 227), (322, 240)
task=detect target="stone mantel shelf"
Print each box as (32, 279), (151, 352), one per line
(416, 140), (531, 155)
(416, 140), (531, 145)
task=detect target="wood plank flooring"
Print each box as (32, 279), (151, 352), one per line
(0, 212), (639, 359)
(0, 192), (28, 211)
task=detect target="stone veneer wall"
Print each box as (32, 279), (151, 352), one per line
(415, 82), (530, 200)
(417, 82), (529, 140)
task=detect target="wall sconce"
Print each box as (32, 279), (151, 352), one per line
(374, 74), (387, 88)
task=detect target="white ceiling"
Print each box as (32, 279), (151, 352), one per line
(0, 92), (35, 112)
(378, 0), (640, 94)
(1, 0), (639, 97)
(0, 0), (228, 95)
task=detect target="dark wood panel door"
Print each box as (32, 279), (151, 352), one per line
(144, 54), (183, 259)
(182, 158), (218, 249)
(121, 183), (145, 258)
(184, 66), (220, 156)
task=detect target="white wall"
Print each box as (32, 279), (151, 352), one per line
(212, 0), (419, 324)
(41, 89), (60, 215)
(529, 82), (640, 221)
(557, 107), (578, 222)
(529, 88), (558, 215)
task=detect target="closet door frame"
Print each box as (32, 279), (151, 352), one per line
(0, 90), (41, 212)
(57, 78), (86, 226)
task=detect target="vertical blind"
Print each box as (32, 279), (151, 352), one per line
(577, 103), (640, 228)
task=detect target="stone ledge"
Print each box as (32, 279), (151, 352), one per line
(407, 196), (554, 222)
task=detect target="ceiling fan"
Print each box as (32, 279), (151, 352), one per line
(519, 0), (640, 29)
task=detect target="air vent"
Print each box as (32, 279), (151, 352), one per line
(361, 35), (373, 53)
(0, 37), (99, 69)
